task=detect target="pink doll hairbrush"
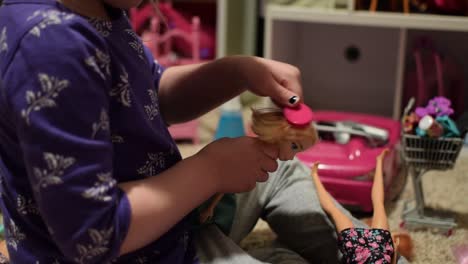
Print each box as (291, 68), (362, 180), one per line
(283, 103), (314, 127)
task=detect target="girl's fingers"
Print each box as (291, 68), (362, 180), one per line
(259, 141), (279, 160)
(256, 169), (270, 182)
(261, 156), (278, 173)
(269, 79), (301, 108)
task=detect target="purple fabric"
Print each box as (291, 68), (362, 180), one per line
(0, 0), (197, 263)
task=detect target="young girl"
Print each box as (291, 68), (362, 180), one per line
(311, 149), (400, 264)
(0, 0), (408, 263)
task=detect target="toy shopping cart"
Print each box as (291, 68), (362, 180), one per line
(400, 98), (464, 234)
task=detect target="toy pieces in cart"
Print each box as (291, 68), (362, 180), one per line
(403, 96), (462, 139)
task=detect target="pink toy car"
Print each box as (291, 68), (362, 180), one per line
(296, 111), (406, 212)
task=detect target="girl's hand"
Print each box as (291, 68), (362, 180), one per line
(196, 136), (279, 194)
(233, 56), (304, 107)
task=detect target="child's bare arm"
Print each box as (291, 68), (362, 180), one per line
(118, 137), (279, 255)
(118, 153), (225, 255)
(158, 56), (302, 125)
(158, 59), (242, 124)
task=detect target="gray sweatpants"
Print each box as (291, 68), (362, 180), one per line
(195, 158), (408, 264)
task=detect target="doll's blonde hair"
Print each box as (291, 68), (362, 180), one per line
(251, 108), (318, 145)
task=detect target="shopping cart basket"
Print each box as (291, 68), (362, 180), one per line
(400, 98), (464, 234)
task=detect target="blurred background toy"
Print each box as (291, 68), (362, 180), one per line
(129, 0), (218, 143)
(403, 37), (465, 119)
(453, 240), (468, 264)
(130, 0), (216, 64)
(415, 96), (454, 118)
(403, 96), (461, 138)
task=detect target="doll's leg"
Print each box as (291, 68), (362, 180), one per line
(370, 0), (378, 11)
(371, 149), (390, 230)
(403, 0), (410, 13)
(311, 162), (354, 232)
(199, 193), (225, 223)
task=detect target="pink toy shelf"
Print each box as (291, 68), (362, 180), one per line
(141, 14), (204, 67)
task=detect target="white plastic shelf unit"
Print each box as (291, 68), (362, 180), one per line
(264, 5), (468, 119)
(216, 0), (258, 57)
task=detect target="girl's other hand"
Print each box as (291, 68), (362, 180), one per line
(233, 56), (304, 108)
(196, 136), (279, 194)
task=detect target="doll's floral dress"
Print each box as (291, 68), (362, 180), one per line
(338, 228), (395, 264)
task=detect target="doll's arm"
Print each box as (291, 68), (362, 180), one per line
(311, 163), (354, 232)
(370, 0), (378, 11)
(392, 236), (400, 264)
(403, 0), (410, 13)
(199, 193), (224, 223)
(392, 231), (414, 262)
(371, 149), (390, 230)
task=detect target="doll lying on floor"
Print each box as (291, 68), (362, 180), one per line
(199, 105), (318, 223)
(360, 220), (414, 262)
(311, 149), (404, 264)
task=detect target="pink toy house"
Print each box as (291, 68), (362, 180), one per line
(131, 3), (212, 144)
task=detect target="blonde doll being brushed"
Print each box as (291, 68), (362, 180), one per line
(311, 149), (401, 264)
(199, 107), (318, 223)
(251, 108), (318, 159)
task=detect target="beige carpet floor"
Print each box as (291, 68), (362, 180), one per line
(177, 108), (468, 264)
